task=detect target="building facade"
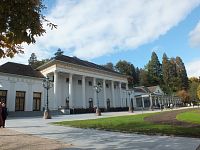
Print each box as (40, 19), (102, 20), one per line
(0, 55), (129, 112)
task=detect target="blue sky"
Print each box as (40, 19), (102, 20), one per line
(1, 0), (200, 77)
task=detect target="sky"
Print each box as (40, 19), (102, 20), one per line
(1, 0), (200, 77)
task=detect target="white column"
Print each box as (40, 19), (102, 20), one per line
(142, 96), (145, 108)
(82, 75), (86, 108)
(69, 73), (73, 108)
(103, 79), (107, 108)
(93, 77), (97, 106)
(26, 83), (33, 111)
(119, 82), (122, 107)
(111, 81), (115, 107)
(54, 71), (59, 109)
(8, 81), (15, 111)
(126, 83), (128, 90)
(149, 94), (153, 109)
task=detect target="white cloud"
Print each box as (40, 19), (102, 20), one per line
(186, 59), (200, 77)
(189, 21), (200, 47)
(1, 0), (200, 65)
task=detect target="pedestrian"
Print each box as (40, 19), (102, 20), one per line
(0, 102), (3, 128)
(1, 103), (8, 128)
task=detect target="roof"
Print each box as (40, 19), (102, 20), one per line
(147, 86), (158, 93)
(0, 62), (44, 78)
(133, 86), (151, 93)
(53, 55), (123, 75)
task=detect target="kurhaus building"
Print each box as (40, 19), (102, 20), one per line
(0, 55), (129, 112)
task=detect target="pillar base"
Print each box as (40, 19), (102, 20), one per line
(96, 108), (101, 116)
(43, 109), (52, 119)
(129, 107), (134, 113)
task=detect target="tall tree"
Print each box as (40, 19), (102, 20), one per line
(139, 68), (150, 86)
(28, 53), (49, 69)
(147, 52), (162, 85)
(115, 60), (136, 87)
(54, 48), (64, 57)
(0, 0), (56, 58)
(161, 53), (171, 93)
(28, 53), (38, 68)
(175, 57), (189, 90)
(188, 77), (199, 101)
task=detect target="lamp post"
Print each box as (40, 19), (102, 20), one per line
(127, 90), (133, 113)
(94, 82), (102, 116)
(43, 77), (53, 119)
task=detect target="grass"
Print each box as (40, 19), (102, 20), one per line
(176, 110), (200, 124)
(52, 112), (200, 138)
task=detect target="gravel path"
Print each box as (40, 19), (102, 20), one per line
(0, 128), (72, 150)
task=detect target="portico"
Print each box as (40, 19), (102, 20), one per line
(38, 55), (128, 111)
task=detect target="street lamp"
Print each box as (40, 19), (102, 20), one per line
(42, 77), (53, 119)
(94, 82), (102, 116)
(127, 90), (133, 113)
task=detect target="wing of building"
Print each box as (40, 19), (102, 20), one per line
(0, 55), (129, 113)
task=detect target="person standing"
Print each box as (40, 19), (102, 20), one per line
(1, 103), (8, 128)
(0, 102), (3, 128)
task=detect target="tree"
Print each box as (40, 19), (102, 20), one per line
(54, 48), (64, 57)
(175, 57), (189, 90)
(28, 53), (49, 69)
(0, 0), (57, 58)
(139, 69), (150, 86)
(188, 77), (199, 102)
(161, 53), (171, 93)
(28, 53), (37, 68)
(102, 62), (115, 71)
(115, 60), (136, 87)
(147, 52), (162, 85)
(197, 84), (200, 100)
(177, 90), (190, 104)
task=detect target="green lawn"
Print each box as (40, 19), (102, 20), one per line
(176, 110), (200, 124)
(53, 112), (200, 138)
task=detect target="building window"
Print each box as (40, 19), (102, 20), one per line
(0, 90), (7, 105)
(66, 78), (69, 83)
(88, 81), (92, 86)
(33, 92), (41, 111)
(78, 80), (82, 85)
(15, 91), (25, 111)
(107, 99), (110, 109)
(106, 84), (109, 88)
(66, 97), (69, 109)
(114, 85), (117, 89)
(89, 98), (93, 108)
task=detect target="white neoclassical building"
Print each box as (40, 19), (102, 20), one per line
(0, 55), (129, 113)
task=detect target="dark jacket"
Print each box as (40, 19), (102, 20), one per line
(2, 107), (8, 120)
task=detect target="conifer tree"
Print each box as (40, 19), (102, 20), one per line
(147, 52), (162, 85)
(175, 57), (189, 90)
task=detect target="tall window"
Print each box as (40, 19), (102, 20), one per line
(0, 90), (7, 104)
(107, 99), (110, 109)
(15, 91), (25, 111)
(89, 98), (93, 108)
(33, 92), (41, 111)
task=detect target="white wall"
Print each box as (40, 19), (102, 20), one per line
(0, 74), (44, 112)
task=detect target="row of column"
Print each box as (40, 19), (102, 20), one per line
(53, 71), (128, 109)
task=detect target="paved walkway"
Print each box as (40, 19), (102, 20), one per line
(6, 108), (200, 150)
